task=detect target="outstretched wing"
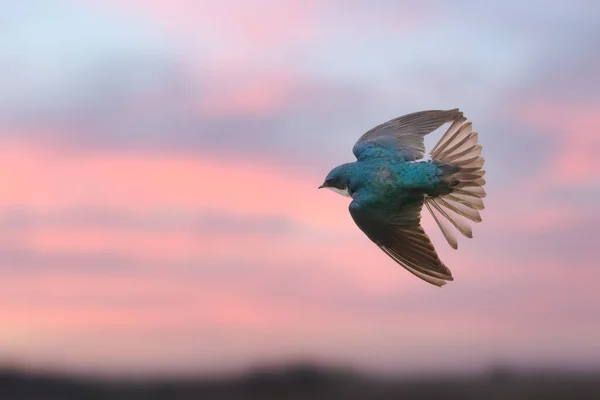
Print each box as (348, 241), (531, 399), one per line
(352, 109), (465, 161)
(349, 198), (453, 287)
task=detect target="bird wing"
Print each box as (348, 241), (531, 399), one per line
(349, 197), (453, 286)
(353, 109), (465, 161)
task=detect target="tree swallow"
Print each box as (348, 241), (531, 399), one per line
(319, 109), (485, 286)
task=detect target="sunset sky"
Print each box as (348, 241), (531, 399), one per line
(1, 0), (599, 377)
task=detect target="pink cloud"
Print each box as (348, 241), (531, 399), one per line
(481, 191), (584, 235)
(0, 136), (348, 230)
(520, 100), (600, 184)
(195, 73), (296, 117)
(85, 0), (323, 49)
(2, 129), (599, 374)
(0, 277), (302, 332)
(22, 227), (202, 258)
(0, 133), (579, 295)
(0, 136), (432, 295)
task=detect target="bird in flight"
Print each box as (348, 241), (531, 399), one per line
(319, 109), (485, 286)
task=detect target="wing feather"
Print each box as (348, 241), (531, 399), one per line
(349, 198), (453, 287)
(353, 109), (464, 161)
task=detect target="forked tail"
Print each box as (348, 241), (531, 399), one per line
(426, 113), (486, 249)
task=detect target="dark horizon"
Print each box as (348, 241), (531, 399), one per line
(3, 359), (600, 381)
(2, 362), (600, 400)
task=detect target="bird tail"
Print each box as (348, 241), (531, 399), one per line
(425, 113), (486, 249)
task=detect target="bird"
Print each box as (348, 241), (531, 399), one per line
(318, 109), (485, 286)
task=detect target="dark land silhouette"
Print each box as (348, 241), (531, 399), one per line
(1, 364), (599, 399)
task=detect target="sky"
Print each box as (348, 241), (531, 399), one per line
(1, 0), (600, 378)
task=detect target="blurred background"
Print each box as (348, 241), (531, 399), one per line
(1, 0), (600, 398)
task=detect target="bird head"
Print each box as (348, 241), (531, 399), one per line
(319, 165), (351, 197)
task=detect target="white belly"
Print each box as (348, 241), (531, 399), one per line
(327, 186), (352, 198)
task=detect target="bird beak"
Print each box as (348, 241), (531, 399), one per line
(318, 184), (325, 189)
